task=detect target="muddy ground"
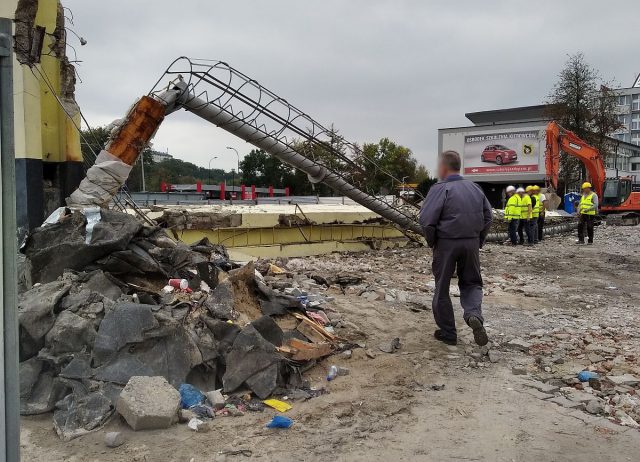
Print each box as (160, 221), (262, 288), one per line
(21, 224), (640, 461)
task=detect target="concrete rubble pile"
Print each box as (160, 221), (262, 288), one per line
(17, 208), (340, 440)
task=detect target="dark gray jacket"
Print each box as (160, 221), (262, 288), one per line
(419, 175), (493, 248)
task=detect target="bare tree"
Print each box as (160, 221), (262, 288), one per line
(545, 53), (621, 192)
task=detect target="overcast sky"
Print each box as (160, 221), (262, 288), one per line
(64, 0), (638, 173)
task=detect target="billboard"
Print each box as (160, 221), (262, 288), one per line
(463, 130), (541, 175)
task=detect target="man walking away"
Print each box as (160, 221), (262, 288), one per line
(577, 182), (598, 244)
(527, 186), (539, 244)
(419, 151), (492, 346)
(533, 185), (547, 241)
(504, 185), (520, 245)
(516, 187), (532, 245)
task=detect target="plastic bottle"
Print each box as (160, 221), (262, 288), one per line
(326, 365), (338, 381)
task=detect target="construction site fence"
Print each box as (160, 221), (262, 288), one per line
(119, 192), (398, 207)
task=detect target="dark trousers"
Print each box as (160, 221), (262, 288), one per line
(507, 219), (519, 244)
(517, 219), (534, 244)
(537, 215), (545, 241)
(530, 218), (538, 243)
(431, 238), (484, 339)
(578, 214), (595, 243)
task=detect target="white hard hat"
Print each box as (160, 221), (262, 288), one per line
(516, 187), (525, 193)
(506, 185), (516, 193)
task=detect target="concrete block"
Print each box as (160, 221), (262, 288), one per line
(116, 376), (180, 431)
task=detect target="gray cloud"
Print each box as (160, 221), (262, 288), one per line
(64, 0), (638, 173)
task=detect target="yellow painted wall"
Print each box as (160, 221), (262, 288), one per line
(2, 0), (82, 163)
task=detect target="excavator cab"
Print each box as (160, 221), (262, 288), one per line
(602, 177), (633, 207)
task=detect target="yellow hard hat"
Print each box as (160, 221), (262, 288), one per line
(532, 185), (540, 190)
(525, 186), (533, 192)
(581, 182), (592, 189)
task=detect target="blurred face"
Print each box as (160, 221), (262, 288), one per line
(583, 187), (592, 194)
(437, 160), (448, 180)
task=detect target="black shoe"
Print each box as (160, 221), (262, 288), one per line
(587, 241), (593, 245)
(434, 330), (457, 345)
(467, 316), (488, 346)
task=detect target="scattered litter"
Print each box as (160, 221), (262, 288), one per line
(577, 371), (599, 382)
(168, 278), (189, 290)
(179, 384), (206, 409)
(263, 399), (292, 413)
(266, 415), (294, 429)
(187, 417), (212, 432)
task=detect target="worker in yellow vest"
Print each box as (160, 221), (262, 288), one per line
(533, 185), (547, 241)
(516, 187), (533, 245)
(577, 182), (598, 244)
(527, 186), (540, 244)
(504, 185), (520, 245)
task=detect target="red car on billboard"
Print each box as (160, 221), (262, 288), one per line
(481, 144), (518, 165)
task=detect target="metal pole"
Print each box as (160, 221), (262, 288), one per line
(140, 152), (146, 191)
(0, 17), (20, 462)
(178, 91), (423, 235)
(226, 147), (240, 183)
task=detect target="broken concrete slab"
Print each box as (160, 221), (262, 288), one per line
(548, 396), (585, 410)
(23, 209), (142, 284)
(523, 380), (560, 394)
(45, 311), (96, 355)
(505, 338), (532, 352)
(222, 324), (282, 399)
(18, 281), (72, 343)
(93, 303), (158, 366)
(605, 374), (639, 386)
(116, 376), (180, 431)
(53, 389), (115, 441)
(204, 279), (235, 319)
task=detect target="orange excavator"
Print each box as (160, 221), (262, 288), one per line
(545, 121), (640, 214)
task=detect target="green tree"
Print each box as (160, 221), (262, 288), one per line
(359, 138), (419, 194)
(239, 149), (297, 188)
(79, 126), (110, 164)
(546, 53), (621, 191)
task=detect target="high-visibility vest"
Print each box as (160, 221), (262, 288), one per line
(531, 194), (540, 218)
(519, 194), (532, 219)
(505, 194), (520, 221)
(579, 193), (596, 215)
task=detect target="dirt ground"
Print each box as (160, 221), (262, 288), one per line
(21, 224), (640, 461)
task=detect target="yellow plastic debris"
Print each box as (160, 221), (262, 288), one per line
(268, 264), (287, 274)
(263, 399), (292, 412)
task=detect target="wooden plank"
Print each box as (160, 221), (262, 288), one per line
(297, 316), (338, 343)
(291, 312), (338, 341)
(291, 342), (333, 361)
(297, 319), (329, 344)
(276, 345), (298, 356)
(288, 338), (315, 350)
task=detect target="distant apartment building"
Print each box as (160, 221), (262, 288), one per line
(151, 150), (174, 163)
(613, 74), (640, 146)
(612, 74), (640, 176)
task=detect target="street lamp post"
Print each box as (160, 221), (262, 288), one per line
(226, 146), (241, 183)
(208, 156), (218, 185)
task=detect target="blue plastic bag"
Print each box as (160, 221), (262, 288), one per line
(577, 371), (599, 382)
(266, 415), (293, 429)
(179, 383), (205, 409)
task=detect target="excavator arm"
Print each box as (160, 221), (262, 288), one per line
(545, 121), (606, 198)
